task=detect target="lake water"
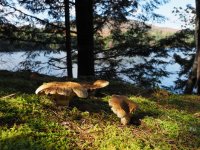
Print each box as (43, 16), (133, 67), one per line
(0, 51), (78, 77)
(0, 51), (180, 88)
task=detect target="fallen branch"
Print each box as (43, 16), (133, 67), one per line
(0, 93), (16, 99)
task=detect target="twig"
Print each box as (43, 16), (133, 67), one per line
(0, 93), (16, 99)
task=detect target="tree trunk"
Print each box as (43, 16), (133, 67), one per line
(196, 0), (200, 94)
(75, 0), (94, 78)
(184, 54), (197, 94)
(64, 0), (73, 78)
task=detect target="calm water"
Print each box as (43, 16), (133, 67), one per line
(0, 51), (78, 78)
(0, 51), (180, 87)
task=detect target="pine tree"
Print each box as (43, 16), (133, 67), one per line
(76, 0), (94, 77)
(0, 0), (171, 86)
(196, 0), (200, 94)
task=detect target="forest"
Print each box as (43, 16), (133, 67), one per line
(0, 0), (200, 149)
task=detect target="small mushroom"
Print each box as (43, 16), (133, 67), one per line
(81, 80), (109, 90)
(90, 80), (109, 89)
(109, 95), (138, 125)
(80, 80), (109, 97)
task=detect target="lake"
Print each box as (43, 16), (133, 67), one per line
(0, 51), (180, 88)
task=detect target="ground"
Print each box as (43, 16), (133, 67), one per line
(0, 70), (200, 150)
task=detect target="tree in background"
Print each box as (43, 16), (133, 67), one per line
(76, 0), (94, 77)
(156, 29), (195, 92)
(64, 0), (73, 78)
(171, 1), (199, 94)
(0, 0), (173, 88)
(196, 0), (200, 94)
(0, 0), (74, 77)
(93, 0), (170, 87)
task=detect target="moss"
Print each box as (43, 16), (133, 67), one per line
(0, 74), (200, 149)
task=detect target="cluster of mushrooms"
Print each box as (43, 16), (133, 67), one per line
(35, 80), (138, 125)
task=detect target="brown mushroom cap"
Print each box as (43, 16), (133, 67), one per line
(81, 80), (109, 90)
(92, 80), (109, 89)
(109, 95), (130, 118)
(109, 95), (138, 125)
(35, 81), (88, 98)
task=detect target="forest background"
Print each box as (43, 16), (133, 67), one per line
(0, 0), (198, 94)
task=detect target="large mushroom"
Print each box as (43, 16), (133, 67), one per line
(35, 80), (109, 106)
(108, 95), (138, 125)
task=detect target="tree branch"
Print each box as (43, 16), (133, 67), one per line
(2, 3), (77, 34)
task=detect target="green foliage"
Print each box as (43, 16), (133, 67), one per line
(149, 29), (176, 41)
(172, 4), (195, 29)
(96, 23), (171, 88)
(0, 74), (200, 149)
(154, 28), (195, 92)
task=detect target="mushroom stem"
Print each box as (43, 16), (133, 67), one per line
(121, 114), (131, 125)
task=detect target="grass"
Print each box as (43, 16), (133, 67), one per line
(0, 71), (200, 150)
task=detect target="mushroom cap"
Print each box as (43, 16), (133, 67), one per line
(109, 95), (138, 118)
(109, 95), (129, 118)
(35, 81), (88, 98)
(92, 80), (109, 89)
(81, 80), (109, 90)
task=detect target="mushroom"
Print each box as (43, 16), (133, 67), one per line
(35, 80), (109, 106)
(90, 79), (110, 89)
(35, 81), (88, 106)
(81, 80), (109, 96)
(108, 95), (138, 125)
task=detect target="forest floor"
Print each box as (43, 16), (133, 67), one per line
(0, 70), (200, 150)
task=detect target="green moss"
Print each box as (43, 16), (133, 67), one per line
(93, 125), (141, 150)
(1, 124), (73, 150)
(0, 74), (200, 149)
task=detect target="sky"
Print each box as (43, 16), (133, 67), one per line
(152, 0), (195, 29)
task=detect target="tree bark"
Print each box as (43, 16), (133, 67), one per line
(75, 0), (95, 78)
(64, 0), (73, 78)
(196, 0), (200, 94)
(184, 55), (197, 94)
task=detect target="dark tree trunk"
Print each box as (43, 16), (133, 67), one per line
(196, 0), (200, 94)
(64, 0), (73, 78)
(75, 0), (94, 78)
(184, 55), (197, 94)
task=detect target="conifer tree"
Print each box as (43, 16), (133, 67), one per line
(0, 0), (171, 86)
